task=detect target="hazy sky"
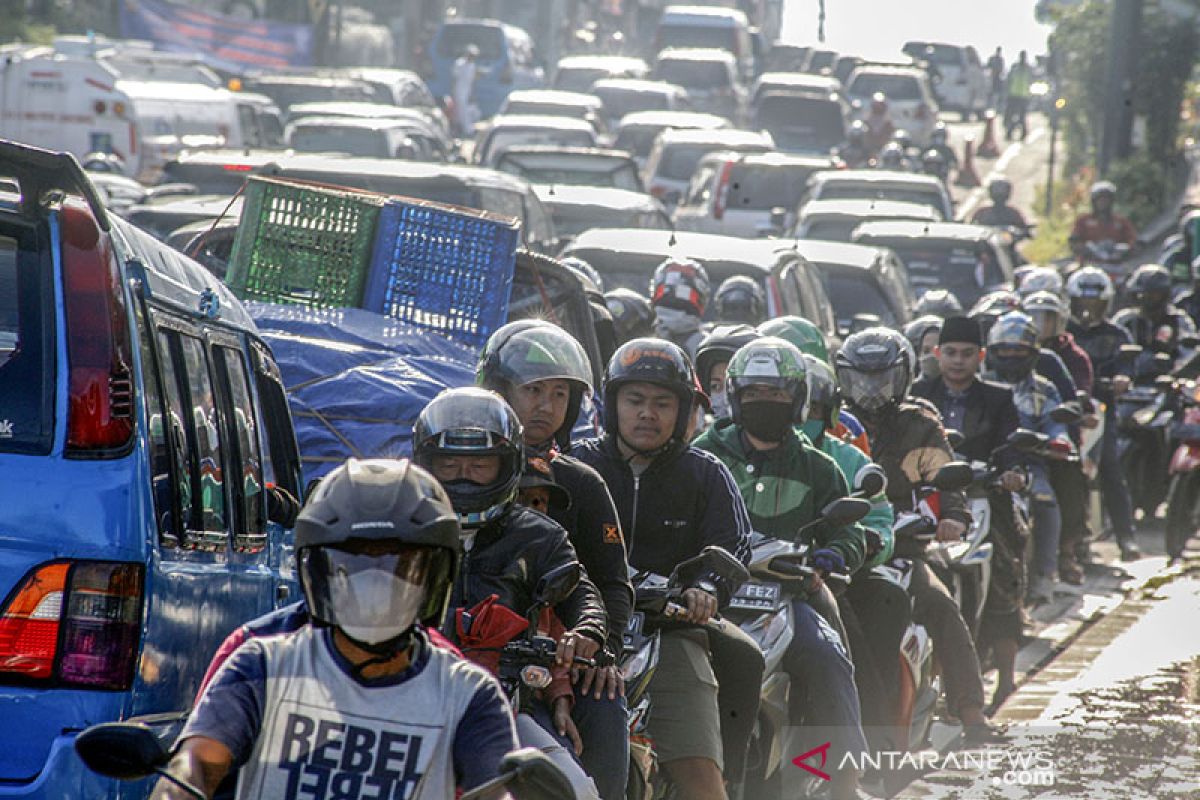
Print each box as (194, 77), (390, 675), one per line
(781, 0), (1054, 61)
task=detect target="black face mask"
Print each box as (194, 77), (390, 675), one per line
(740, 401), (795, 443)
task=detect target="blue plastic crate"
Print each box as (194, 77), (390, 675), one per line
(363, 197), (520, 349)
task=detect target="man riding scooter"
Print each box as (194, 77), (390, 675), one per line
(971, 179), (1030, 234)
(1114, 264), (1198, 368)
(1069, 181), (1137, 266)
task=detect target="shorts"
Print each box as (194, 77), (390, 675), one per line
(645, 628), (723, 770)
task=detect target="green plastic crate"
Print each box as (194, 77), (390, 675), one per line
(226, 177), (385, 309)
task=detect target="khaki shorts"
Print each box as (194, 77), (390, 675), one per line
(646, 628), (723, 770)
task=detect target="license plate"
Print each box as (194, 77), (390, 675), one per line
(622, 611), (646, 649)
(729, 581), (782, 611)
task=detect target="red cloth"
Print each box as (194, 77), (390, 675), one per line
(1070, 213), (1137, 248)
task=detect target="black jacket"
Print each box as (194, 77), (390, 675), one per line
(1068, 320), (1133, 403)
(544, 451), (634, 655)
(571, 436), (753, 607)
(911, 377), (1021, 468)
(446, 505), (608, 648)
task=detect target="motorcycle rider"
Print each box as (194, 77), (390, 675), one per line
(1065, 267), (1141, 561)
(712, 275), (767, 326)
(836, 327), (1004, 741)
(864, 92), (896, 154)
(475, 322), (634, 800)
(927, 122), (959, 172)
(984, 312), (1074, 604)
(878, 141), (908, 171)
(604, 288), (656, 346)
(649, 257), (711, 360)
(695, 324), (761, 420)
(905, 315), (946, 381)
(692, 338), (869, 799)
(1172, 253), (1200, 328)
(840, 119), (873, 168)
(909, 316), (1029, 714)
(571, 340), (760, 800)
(913, 289), (964, 319)
(1016, 266), (1064, 300)
(1164, 208), (1200, 286)
(413, 388), (609, 798)
(1114, 263), (1198, 367)
(971, 178), (1030, 233)
(153, 458), (519, 800)
(1069, 181), (1137, 262)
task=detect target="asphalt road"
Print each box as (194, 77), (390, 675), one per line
(940, 113), (1053, 225)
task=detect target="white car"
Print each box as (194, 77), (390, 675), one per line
(611, 110), (731, 168)
(474, 115), (598, 165)
(532, 184), (671, 245)
(805, 169), (954, 220)
(903, 41), (990, 120)
(590, 78), (691, 131)
(553, 55), (650, 93)
(652, 48), (746, 122)
(793, 198), (941, 242)
(845, 65), (940, 145)
(499, 90), (609, 137)
(642, 127), (774, 208)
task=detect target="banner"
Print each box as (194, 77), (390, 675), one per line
(119, 0), (313, 72)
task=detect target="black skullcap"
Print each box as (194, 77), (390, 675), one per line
(939, 315), (982, 347)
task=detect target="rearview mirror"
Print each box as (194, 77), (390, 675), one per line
(671, 545), (750, 588)
(819, 497), (871, 527)
(852, 464), (887, 498)
(1181, 335), (1200, 348)
(534, 561), (583, 609)
(501, 748), (575, 800)
(1008, 428), (1048, 451)
(1049, 402), (1083, 425)
(75, 722), (169, 781)
(932, 461), (974, 492)
(945, 428), (965, 451)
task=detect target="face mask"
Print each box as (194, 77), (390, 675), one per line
(801, 419), (826, 442)
(740, 401), (794, 442)
(331, 567), (427, 645)
(920, 353), (941, 380)
(710, 389), (730, 420)
(654, 306), (702, 337)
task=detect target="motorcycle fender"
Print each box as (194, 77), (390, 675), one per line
(1170, 444), (1200, 475)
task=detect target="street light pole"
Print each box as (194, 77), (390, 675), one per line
(1099, 0), (1145, 174)
(1046, 96), (1064, 218)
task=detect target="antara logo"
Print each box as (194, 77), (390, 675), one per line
(0, 420), (12, 438)
(793, 742), (832, 781)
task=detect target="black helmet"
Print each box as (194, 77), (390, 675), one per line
(879, 142), (906, 170)
(835, 327), (914, 417)
(713, 275), (766, 325)
(695, 323), (760, 391)
(604, 288), (656, 344)
(1127, 263), (1173, 314)
(848, 119), (868, 143)
(413, 388), (524, 530)
(912, 289), (963, 318)
(1065, 266), (1115, 327)
(476, 320), (594, 449)
(986, 311), (1040, 383)
(603, 338), (696, 443)
(893, 129), (914, 151)
(988, 178), (1012, 205)
(801, 353), (841, 428)
(295, 458), (460, 649)
(969, 289), (1021, 338)
(921, 149), (947, 176)
(931, 122), (948, 146)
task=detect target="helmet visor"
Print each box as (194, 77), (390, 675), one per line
(836, 365), (907, 413)
(1029, 309), (1064, 339)
(487, 327), (594, 396)
(301, 544), (452, 643)
(1070, 296), (1109, 325)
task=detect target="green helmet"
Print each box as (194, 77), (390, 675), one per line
(800, 354), (840, 429)
(757, 316), (828, 363)
(725, 337), (809, 424)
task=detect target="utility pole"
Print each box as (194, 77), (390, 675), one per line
(1098, 0), (1144, 175)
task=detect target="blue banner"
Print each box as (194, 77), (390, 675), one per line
(120, 0), (313, 72)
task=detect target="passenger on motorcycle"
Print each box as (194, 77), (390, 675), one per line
(909, 316), (1028, 713)
(154, 458), (519, 800)
(840, 119), (874, 168)
(695, 324), (761, 420)
(1069, 181), (1137, 262)
(571, 340), (761, 800)
(984, 312), (1074, 604)
(1065, 267), (1141, 561)
(475, 322), (634, 800)
(836, 327), (1004, 741)
(1114, 263), (1198, 367)
(414, 388), (609, 799)
(971, 179), (1030, 233)
(693, 338), (870, 800)
(864, 92), (896, 154)
(905, 315), (945, 381)
(604, 288), (656, 346)
(712, 275), (767, 326)
(650, 257), (711, 360)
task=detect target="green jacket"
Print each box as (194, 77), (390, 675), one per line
(815, 431), (895, 569)
(693, 420), (867, 573)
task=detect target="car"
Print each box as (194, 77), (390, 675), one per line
(611, 109), (731, 168)
(499, 89), (609, 136)
(165, 216), (239, 279)
(232, 92), (287, 148)
(642, 127), (775, 207)
(749, 71), (843, 105)
(792, 239), (915, 333)
(553, 55), (650, 92)
(805, 169), (954, 220)
(654, 5), (756, 80)
(652, 48), (746, 122)
(845, 64), (940, 144)
(793, 198), (941, 241)
(765, 43), (811, 72)
(286, 115), (452, 161)
(850, 220), (1015, 308)
(752, 92), (848, 156)
(242, 74), (377, 111)
(532, 184), (671, 247)
(284, 101), (451, 147)
(426, 19), (545, 118)
(331, 66), (452, 137)
(902, 41), (989, 120)
(0, 140), (302, 799)
(474, 114), (599, 165)
(673, 151), (838, 237)
(494, 146), (644, 191)
(126, 194), (244, 240)
(590, 78), (691, 131)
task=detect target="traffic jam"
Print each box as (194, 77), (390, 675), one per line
(0, 0), (1196, 798)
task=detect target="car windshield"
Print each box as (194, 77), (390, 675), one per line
(436, 24), (506, 61)
(0, 224), (52, 454)
(289, 126), (390, 158)
(249, 82), (372, 110)
(657, 24), (737, 51)
(848, 73), (921, 100)
(499, 159), (642, 191)
(823, 271), (898, 327)
(818, 184), (944, 216)
(754, 98), (844, 151)
(556, 67), (609, 92)
(725, 165), (818, 210)
(656, 60), (730, 88)
(549, 206), (667, 238)
(879, 241), (1005, 304)
(504, 101), (587, 117)
(615, 126), (666, 158)
(484, 128), (595, 162)
(595, 87), (672, 119)
(803, 219), (860, 241)
(658, 143), (723, 180)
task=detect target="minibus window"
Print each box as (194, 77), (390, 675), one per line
(179, 335), (227, 536)
(0, 227), (53, 454)
(215, 346), (265, 547)
(252, 343), (302, 502)
(156, 328), (195, 536)
(134, 303), (180, 547)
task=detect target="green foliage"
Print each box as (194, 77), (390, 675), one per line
(1026, 167), (1094, 264)
(1048, 0), (1109, 170)
(1107, 152), (1175, 230)
(1131, 9), (1200, 162)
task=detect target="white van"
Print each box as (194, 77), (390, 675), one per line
(0, 44), (251, 181)
(654, 6), (756, 81)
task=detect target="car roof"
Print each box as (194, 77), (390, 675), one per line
(849, 65), (924, 79)
(616, 110), (729, 129)
(656, 47), (737, 64)
(661, 5), (750, 23)
(791, 239), (891, 270)
(702, 150), (836, 169)
(799, 198), (941, 220)
(247, 74), (367, 88)
(567, 227), (783, 268)
(753, 71), (841, 90)
(131, 194), (245, 217)
(486, 114), (597, 132)
(285, 101), (425, 119)
(533, 185), (660, 211)
(497, 145), (634, 161)
(557, 55), (649, 70)
(852, 220), (996, 242)
(591, 78), (685, 95)
(657, 128), (774, 147)
(336, 67), (424, 85)
(505, 89), (604, 108)
(287, 116), (425, 132)
(811, 169), (944, 189)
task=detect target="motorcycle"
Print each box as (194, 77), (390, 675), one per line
(1166, 380), (1200, 560)
(1080, 239), (1133, 285)
(1113, 344), (1178, 515)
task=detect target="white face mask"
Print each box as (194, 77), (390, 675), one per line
(330, 567), (428, 645)
(654, 306), (702, 337)
(710, 389), (730, 420)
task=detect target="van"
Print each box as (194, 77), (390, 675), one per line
(902, 41), (989, 120)
(654, 6), (755, 81)
(0, 140), (301, 798)
(426, 19), (545, 119)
